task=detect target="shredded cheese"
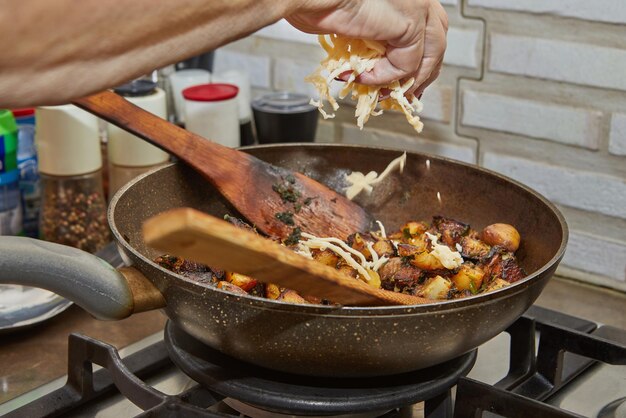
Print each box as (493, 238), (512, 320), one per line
(425, 232), (464, 270)
(375, 220), (387, 239)
(306, 34), (424, 133)
(297, 232), (389, 284)
(345, 152), (406, 200)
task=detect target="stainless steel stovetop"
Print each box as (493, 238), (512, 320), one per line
(1, 304), (624, 418)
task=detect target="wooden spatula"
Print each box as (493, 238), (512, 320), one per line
(73, 90), (373, 240)
(142, 208), (432, 306)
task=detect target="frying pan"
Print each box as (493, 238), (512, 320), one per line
(0, 144), (568, 377)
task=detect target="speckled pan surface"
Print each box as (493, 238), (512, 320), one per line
(109, 144), (568, 377)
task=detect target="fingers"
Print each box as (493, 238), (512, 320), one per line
(412, 8), (447, 90)
(359, 1), (448, 89)
(412, 56), (443, 98)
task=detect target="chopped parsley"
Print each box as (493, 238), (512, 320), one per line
(401, 255), (414, 267)
(275, 211), (295, 226)
(469, 279), (478, 295)
(402, 228), (412, 239)
(272, 182), (301, 203)
(284, 227), (302, 246)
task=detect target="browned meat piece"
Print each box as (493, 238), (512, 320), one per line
(396, 243), (421, 257)
(378, 258), (425, 294)
(432, 216), (470, 247)
(459, 236), (491, 261)
(155, 254), (222, 284)
(482, 250), (525, 284)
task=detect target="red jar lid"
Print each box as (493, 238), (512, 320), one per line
(182, 83), (239, 102)
(12, 108), (35, 117)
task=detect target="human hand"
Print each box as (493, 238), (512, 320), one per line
(287, 0), (448, 97)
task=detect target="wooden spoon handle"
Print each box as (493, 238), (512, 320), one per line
(142, 208), (431, 306)
(74, 91), (374, 241)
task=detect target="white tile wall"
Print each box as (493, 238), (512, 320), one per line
(255, 20), (317, 45)
(483, 152), (626, 220)
(609, 112), (626, 156)
(489, 33), (626, 91)
(420, 84), (453, 123)
(564, 231), (626, 282)
(213, 50), (271, 89)
(468, 0), (626, 25)
(342, 124), (476, 163)
(444, 28), (482, 69)
(462, 90), (603, 149)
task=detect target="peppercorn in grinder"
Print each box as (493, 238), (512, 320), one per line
(36, 105), (111, 253)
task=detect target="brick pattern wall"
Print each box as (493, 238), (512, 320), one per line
(210, 3), (626, 291)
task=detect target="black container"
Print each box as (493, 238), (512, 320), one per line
(251, 92), (318, 143)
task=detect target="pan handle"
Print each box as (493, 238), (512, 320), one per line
(0, 236), (165, 320)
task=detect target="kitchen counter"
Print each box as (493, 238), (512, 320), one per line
(0, 306), (166, 404)
(0, 276), (624, 405)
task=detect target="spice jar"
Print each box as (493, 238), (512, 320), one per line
(107, 80), (170, 197)
(36, 105), (110, 253)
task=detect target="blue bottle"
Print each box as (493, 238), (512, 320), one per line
(0, 170), (22, 235)
(13, 108), (40, 238)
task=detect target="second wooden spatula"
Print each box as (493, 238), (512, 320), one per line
(73, 90), (373, 240)
(143, 208), (431, 306)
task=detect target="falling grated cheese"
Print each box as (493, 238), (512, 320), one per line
(375, 220), (387, 239)
(345, 152), (406, 200)
(306, 34), (424, 133)
(425, 232), (464, 270)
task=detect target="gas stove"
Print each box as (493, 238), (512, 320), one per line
(0, 245), (625, 418)
(1, 304), (625, 418)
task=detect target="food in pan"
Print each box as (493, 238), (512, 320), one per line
(155, 215), (525, 304)
(306, 35), (424, 133)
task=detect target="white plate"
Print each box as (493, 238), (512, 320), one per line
(0, 285), (73, 333)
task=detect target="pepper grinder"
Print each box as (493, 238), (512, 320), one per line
(107, 80), (170, 197)
(36, 105), (111, 253)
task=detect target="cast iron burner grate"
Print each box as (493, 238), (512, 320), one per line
(4, 306), (626, 418)
(164, 320), (477, 417)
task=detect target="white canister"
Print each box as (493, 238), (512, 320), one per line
(212, 70), (252, 124)
(168, 69), (211, 124)
(107, 82), (171, 196)
(36, 105), (101, 176)
(183, 83), (240, 148)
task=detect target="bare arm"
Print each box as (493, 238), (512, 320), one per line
(0, 0), (447, 108)
(0, 0), (303, 107)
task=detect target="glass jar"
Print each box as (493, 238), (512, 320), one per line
(40, 170), (110, 253)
